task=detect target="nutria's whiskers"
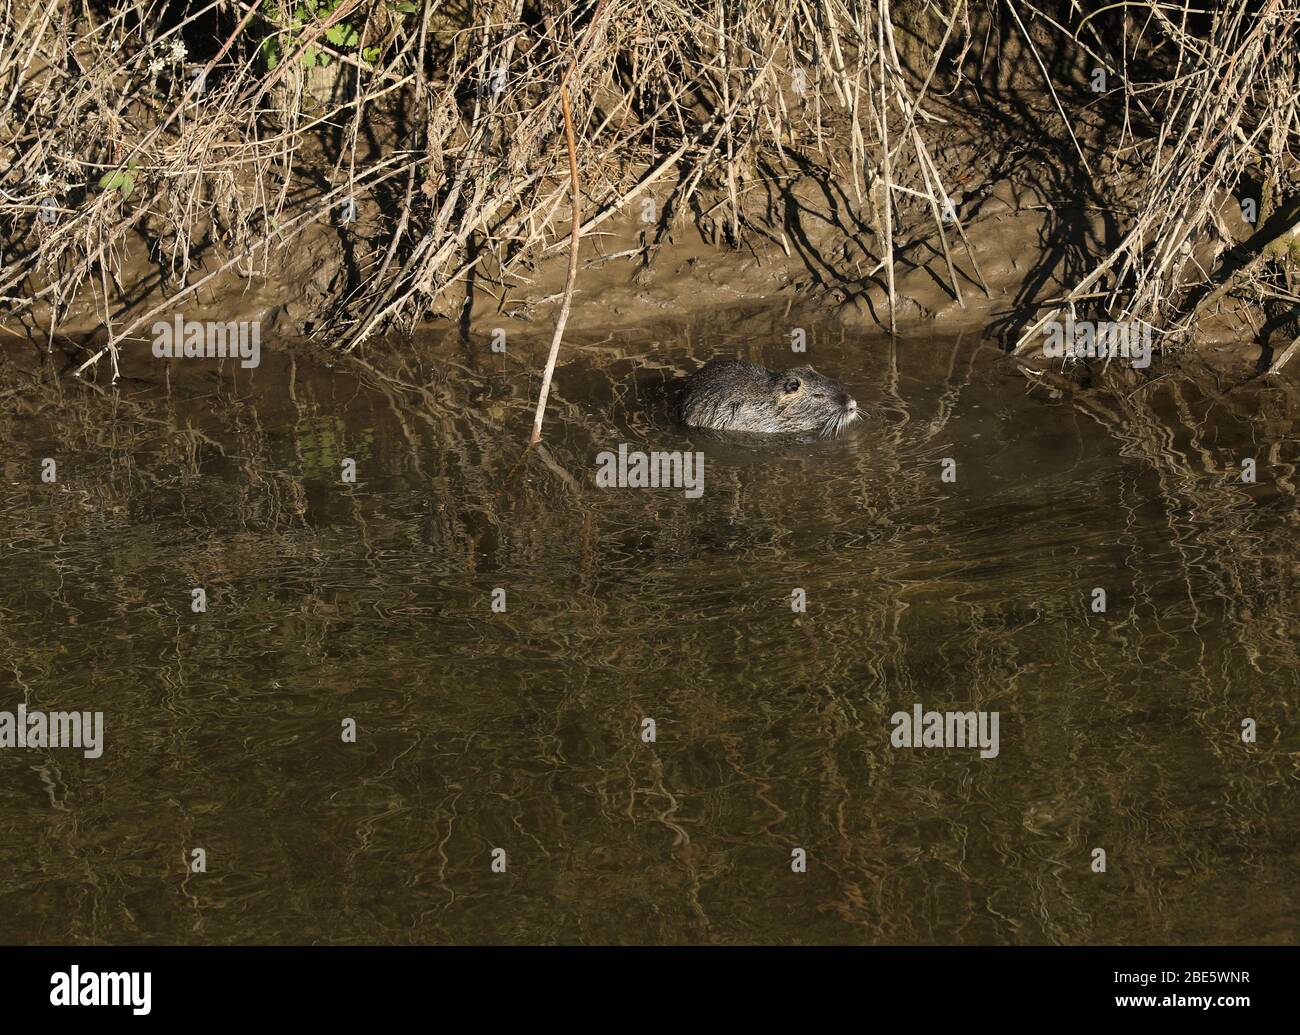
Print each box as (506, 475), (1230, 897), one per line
(821, 409), (855, 438)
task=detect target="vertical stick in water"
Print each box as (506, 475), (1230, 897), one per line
(530, 84), (582, 446)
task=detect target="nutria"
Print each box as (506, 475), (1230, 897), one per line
(676, 359), (860, 436)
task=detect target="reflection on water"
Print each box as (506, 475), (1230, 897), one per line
(0, 310), (1296, 945)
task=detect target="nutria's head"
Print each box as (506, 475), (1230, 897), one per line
(677, 360), (860, 436)
(767, 364), (860, 435)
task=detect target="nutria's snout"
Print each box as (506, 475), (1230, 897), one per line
(676, 359), (861, 436)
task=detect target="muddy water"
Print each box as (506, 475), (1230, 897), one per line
(0, 310), (1296, 945)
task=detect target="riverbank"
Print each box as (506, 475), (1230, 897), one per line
(2, 2), (1297, 398)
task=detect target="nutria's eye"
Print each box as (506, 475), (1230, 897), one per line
(783, 378), (801, 394)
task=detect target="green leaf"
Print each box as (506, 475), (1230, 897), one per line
(325, 22), (358, 48)
(260, 36), (281, 70)
(362, 46), (380, 63)
(98, 169), (136, 197)
(392, 1), (419, 12)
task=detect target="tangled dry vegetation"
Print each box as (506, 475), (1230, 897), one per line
(0, 0), (1298, 375)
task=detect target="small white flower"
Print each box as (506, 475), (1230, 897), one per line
(149, 58), (166, 74)
(35, 172), (52, 187)
(169, 40), (187, 62)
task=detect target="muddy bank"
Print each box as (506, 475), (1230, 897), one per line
(7, 159), (1286, 397)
